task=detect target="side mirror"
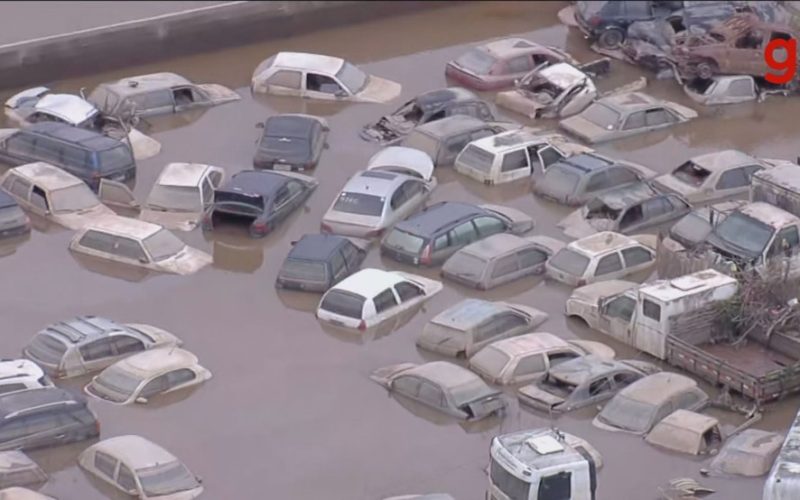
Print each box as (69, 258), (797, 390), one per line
(135, 396), (148, 404)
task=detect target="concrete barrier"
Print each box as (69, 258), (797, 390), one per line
(0, 1), (453, 90)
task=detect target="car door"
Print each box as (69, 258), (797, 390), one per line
(642, 107), (677, 134)
(171, 86), (209, 112)
(517, 246), (549, 276)
(558, 81), (594, 117)
(498, 149), (531, 184)
(533, 144), (566, 174)
(714, 166), (755, 201)
(139, 373), (171, 399)
(2, 132), (38, 162)
(445, 220), (481, 258)
(98, 179), (138, 209)
(598, 294), (636, 344)
(27, 185), (51, 217)
(263, 70), (304, 97)
(78, 337), (117, 373)
(416, 379), (453, 416)
(92, 450), (120, 485)
(271, 181), (305, 223)
(637, 196), (676, 232)
(620, 245), (655, 275)
(329, 249), (349, 284)
(372, 287), (401, 323)
(6, 176), (33, 209)
(108, 235), (150, 267)
(0, 418), (32, 450)
(304, 72), (349, 101)
(584, 375), (616, 406)
(592, 252), (625, 281)
(509, 353), (547, 384)
(116, 462), (139, 496)
(488, 253), (521, 289)
(133, 90), (176, 118)
(620, 111), (646, 139)
(390, 374), (422, 401)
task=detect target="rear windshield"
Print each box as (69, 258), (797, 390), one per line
(332, 192), (384, 217)
(97, 145), (134, 172)
(384, 228), (426, 254)
(470, 346), (511, 379)
(672, 160), (711, 187)
(457, 145), (495, 173)
(320, 290), (366, 319)
(548, 248), (590, 276)
(454, 48), (498, 75)
(581, 103), (620, 129)
(280, 259), (327, 282)
(143, 229), (185, 261)
(443, 252), (488, 281)
(26, 333), (67, 365)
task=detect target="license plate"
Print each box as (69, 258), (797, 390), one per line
(274, 163), (291, 171)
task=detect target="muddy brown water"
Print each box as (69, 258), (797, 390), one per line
(1, 2), (798, 499)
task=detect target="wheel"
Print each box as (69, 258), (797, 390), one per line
(597, 28), (625, 50)
(695, 60), (717, 80)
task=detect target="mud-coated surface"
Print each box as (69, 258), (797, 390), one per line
(0, 2), (797, 499)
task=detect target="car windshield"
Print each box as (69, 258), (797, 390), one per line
(444, 252), (487, 280)
(598, 394), (655, 433)
(457, 144), (495, 173)
(454, 48), (498, 75)
(97, 145), (133, 172)
(403, 132), (439, 162)
(332, 192), (385, 217)
(49, 184), (99, 213)
(26, 333), (67, 365)
(146, 185), (202, 212)
(710, 212), (773, 258)
(548, 248), (590, 276)
(470, 346), (511, 379)
(672, 160), (711, 188)
(581, 103), (620, 129)
(280, 259), (327, 282)
(92, 366), (143, 402)
(538, 165), (581, 198)
(336, 62), (368, 94)
(319, 290), (366, 319)
(138, 461), (199, 497)
(143, 229), (186, 261)
(384, 228), (425, 254)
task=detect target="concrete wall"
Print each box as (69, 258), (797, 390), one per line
(0, 1), (453, 90)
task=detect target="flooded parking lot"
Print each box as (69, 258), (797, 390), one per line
(2, 2), (800, 498)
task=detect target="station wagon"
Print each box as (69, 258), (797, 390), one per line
(402, 116), (513, 167)
(254, 113), (328, 171)
(276, 233), (368, 292)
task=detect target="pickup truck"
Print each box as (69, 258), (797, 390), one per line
(566, 268), (800, 404)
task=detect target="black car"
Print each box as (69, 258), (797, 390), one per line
(574, 1), (684, 49)
(380, 201), (534, 267)
(0, 122), (136, 191)
(202, 170), (318, 238)
(0, 190), (30, 239)
(253, 114), (329, 171)
(0, 387), (99, 452)
(276, 233), (368, 292)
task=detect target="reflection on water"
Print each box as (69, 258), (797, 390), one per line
(211, 237), (264, 274)
(70, 252), (161, 283)
(0, 232), (30, 258)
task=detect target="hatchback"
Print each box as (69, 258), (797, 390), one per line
(253, 113), (329, 171)
(276, 234), (368, 292)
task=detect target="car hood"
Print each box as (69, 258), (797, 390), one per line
(569, 280), (638, 305)
(158, 247), (212, 275)
(53, 204), (116, 230)
(559, 115), (611, 144)
(139, 209), (201, 232)
(355, 75), (402, 104)
(196, 83), (241, 105)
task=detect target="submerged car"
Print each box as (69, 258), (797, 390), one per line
(70, 216), (212, 276)
(532, 151), (653, 206)
(468, 332), (615, 386)
(321, 147), (436, 237)
(652, 150), (790, 205)
(683, 75), (763, 106)
(0, 359), (53, 396)
(557, 183), (691, 238)
(0, 452), (47, 490)
(85, 347), (211, 405)
(559, 92), (698, 144)
(445, 37), (576, 91)
(23, 315), (182, 378)
(666, 199), (746, 249)
(442, 233), (563, 290)
(573, 0), (685, 49)
(0, 190), (29, 238)
(402, 115), (513, 167)
(317, 268), (442, 330)
(709, 428), (784, 477)
(79, 435), (203, 499)
(251, 51), (401, 103)
(416, 299), (548, 358)
(361, 88), (495, 145)
(1, 162), (113, 230)
(546, 232), (656, 286)
(370, 361), (505, 421)
(518, 356), (660, 414)
(644, 409), (724, 455)
(202, 170), (317, 238)
(381, 201), (534, 267)
(275, 233), (368, 292)
(253, 113), (329, 171)
(454, 129), (590, 185)
(592, 372), (709, 435)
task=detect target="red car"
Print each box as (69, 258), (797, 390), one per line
(445, 37), (576, 91)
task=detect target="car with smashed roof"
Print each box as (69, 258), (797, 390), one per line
(22, 315), (182, 378)
(79, 435), (203, 499)
(317, 268), (442, 331)
(275, 233), (368, 292)
(559, 92), (697, 144)
(253, 113), (329, 171)
(251, 51), (401, 103)
(0, 451), (47, 490)
(454, 129), (591, 185)
(468, 332), (615, 386)
(370, 360), (505, 421)
(402, 115), (515, 167)
(532, 151), (654, 206)
(202, 169), (317, 238)
(321, 147), (436, 238)
(0, 359), (53, 397)
(381, 201), (534, 267)
(361, 88), (495, 145)
(445, 37), (577, 91)
(0, 190), (29, 239)
(518, 356), (659, 414)
(573, 0), (686, 50)
(557, 183), (691, 238)
(416, 299), (548, 358)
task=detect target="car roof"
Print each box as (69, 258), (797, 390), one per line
(429, 299), (508, 331)
(549, 357), (634, 386)
(223, 170), (290, 197)
(639, 269), (736, 303)
(569, 231), (639, 258)
(482, 37), (546, 58)
(539, 63), (588, 88)
(87, 435), (178, 470)
(487, 332), (568, 358)
(619, 372), (698, 404)
(597, 92), (660, 112)
(11, 162), (84, 190)
(414, 87), (478, 110)
(0, 387), (84, 420)
(459, 233), (530, 260)
(738, 201), (799, 227)
(264, 114), (317, 138)
(97, 72), (192, 97)
(0, 190), (18, 209)
(25, 122), (121, 151)
(691, 149), (758, 171)
(367, 146), (433, 173)
(395, 202), (485, 236)
(0, 359), (44, 380)
(468, 129), (552, 155)
(495, 429), (598, 472)
(591, 182), (657, 210)
(753, 164), (800, 194)
(39, 315), (140, 345)
(341, 169), (406, 197)
(406, 361), (481, 389)
(288, 233), (348, 261)
(273, 51), (345, 74)
(413, 115), (489, 139)
(34, 94), (98, 124)
(111, 348), (198, 378)
(330, 268), (405, 298)
(81, 215), (164, 240)
(557, 152), (614, 173)
(156, 163), (215, 188)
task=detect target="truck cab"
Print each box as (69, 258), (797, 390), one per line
(487, 428), (602, 500)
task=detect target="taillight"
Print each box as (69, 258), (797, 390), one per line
(358, 320), (366, 331)
(251, 221), (269, 235)
(589, 15), (602, 27)
(320, 222), (332, 233)
(420, 244), (433, 266)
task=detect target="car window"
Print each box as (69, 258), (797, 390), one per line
(448, 221), (479, 247)
(642, 299), (661, 321)
(433, 234), (449, 251)
(607, 167), (639, 185)
(395, 281), (424, 302)
(273, 187), (290, 208)
(728, 78), (755, 97)
(0, 418), (28, 442)
(604, 295), (636, 321)
(117, 463), (137, 492)
(547, 351), (579, 367)
(341, 243), (361, 269)
(94, 451), (118, 478)
(621, 246), (653, 267)
(642, 197), (673, 219)
(111, 236), (148, 262)
(79, 338), (115, 361)
(769, 226), (800, 257)
(716, 167), (750, 190)
(9, 177), (32, 199)
(0, 383), (28, 395)
(675, 390), (704, 409)
(446, 133), (470, 155)
(112, 335), (145, 356)
(166, 368), (197, 387)
(538, 146), (563, 169)
(390, 184), (408, 210)
(5, 133), (37, 157)
(402, 180), (423, 199)
(33, 137), (62, 165)
(518, 247), (547, 268)
(78, 230), (116, 253)
(613, 371), (640, 387)
(623, 112), (646, 130)
(201, 178), (214, 206)
(330, 250), (347, 281)
(267, 70), (302, 89)
(392, 375), (421, 399)
(373, 288), (399, 314)
(491, 254), (520, 278)
(507, 55), (533, 73)
(417, 380), (446, 408)
(501, 150), (528, 172)
(538, 472), (572, 500)
(595, 253), (623, 276)
(306, 73), (345, 95)
(62, 144), (89, 166)
(473, 216), (505, 237)
(585, 171), (611, 192)
(589, 377), (614, 396)
(476, 313), (528, 342)
(645, 108), (673, 127)
(513, 353), (546, 377)
(140, 374), (169, 397)
(29, 186), (48, 211)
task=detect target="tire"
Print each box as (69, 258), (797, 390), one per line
(597, 28), (625, 50)
(696, 60), (717, 80)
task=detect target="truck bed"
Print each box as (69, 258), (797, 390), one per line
(701, 342), (796, 377)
